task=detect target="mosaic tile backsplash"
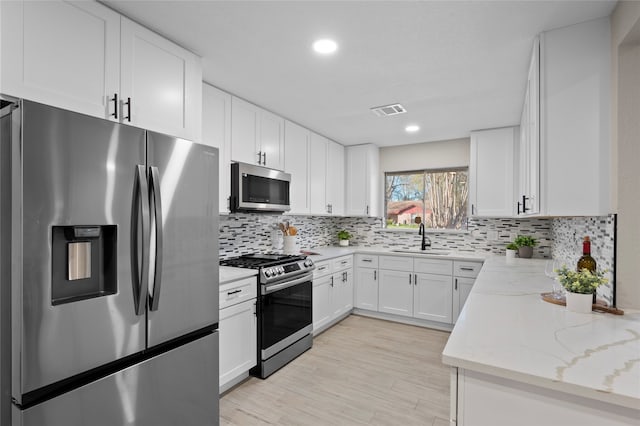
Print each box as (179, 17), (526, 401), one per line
(219, 213), (616, 304)
(551, 215), (615, 306)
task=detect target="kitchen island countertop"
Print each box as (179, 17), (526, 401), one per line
(442, 256), (640, 410)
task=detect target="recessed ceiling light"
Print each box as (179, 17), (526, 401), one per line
(313, 39), (338, 54)
(405, 125), (420, 133)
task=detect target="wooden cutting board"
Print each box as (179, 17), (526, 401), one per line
(540, 293), (624, 315)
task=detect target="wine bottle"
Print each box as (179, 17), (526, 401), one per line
(577, 236), (596, 273)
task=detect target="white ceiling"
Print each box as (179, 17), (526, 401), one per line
(103, 0), (616, 147)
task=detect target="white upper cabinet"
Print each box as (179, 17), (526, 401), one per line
(326, 140), (345, 215)
(309, 132), (328, 214)
(1, 1), (120, 119)
(284, 120), (310, 214)
(345, 144), (380, 217)
(202, 83), (232, 213)
(230, 97), (284, 170)
(120, 17), (202, 141)
(469, 127), (517, 217)
(539, 17), (610, 216)
(1, 0), (202, 141)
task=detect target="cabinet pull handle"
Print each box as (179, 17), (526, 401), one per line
(330, 276), (334, 287)
(517, 201), (522, 214)
(257, 151), (262, 165)
(522, 195), (530, 213)
(343, 271), (347, 282)
(262, 152), (267, 165)
(253, 301), (257, 316)
(374, 270), (377, 280)
(460, 267), (474, 271)
(366, 205), (369, 215)
(362, 259), (372, 263)
(414, 274), (417, 286)
(471, 204), (475, 215)
(111, 93), (118, 119)
(455, 278), (458, 290)
(124, 97), (132, 122)
(409, 274), (412, 285)
(227, 289), (242, 296)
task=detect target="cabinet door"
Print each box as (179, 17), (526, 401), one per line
(345, 144), (368, 216)
(453, 277), (475, 323)
(1, 0), (120, 119)
(219, 299), (257, 389)
(230, 97), (259, 165)
(120, 17), (201, 140)
(378, 269), (413, 317)
(334, 270), (353, 316)
(202, 83), (232, 213)
(469, 128), (515, 217)
(414, 273), (453, 323)
(312, 276), (332, 332)
(309, 132), (328, 214)
(284, 120), (310, 214)
(326, 140), (345, 215)
(259, 110), (284, 170)
(355, 267), (378, 311)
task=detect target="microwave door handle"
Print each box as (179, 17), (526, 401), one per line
(149, 166), (163, 312)
(131, 165), (150, 316)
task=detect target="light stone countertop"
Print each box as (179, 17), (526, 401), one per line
(442, 256), (640, 410)
(219, 265), (258, 284)
(303, 245), (489, 263)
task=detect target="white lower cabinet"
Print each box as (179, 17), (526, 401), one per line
(355, 253), (379, 311)
(219, 276), (257, 392)
(378, 268), (414, 317)
(312, 256), (353, 334)
(452, 261), (482, 323)
(414, 273), (453, 323)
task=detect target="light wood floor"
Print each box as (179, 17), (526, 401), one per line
(220, 315), (451, 426)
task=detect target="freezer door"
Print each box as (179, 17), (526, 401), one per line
(146, 132), (218, 347)
(14, 332), (219, 426)
(17, 101), (147, 397)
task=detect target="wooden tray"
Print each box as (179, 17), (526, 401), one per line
(541, 293), (624, 315)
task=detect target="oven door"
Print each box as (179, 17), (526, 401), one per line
(259, 273), (312, 360)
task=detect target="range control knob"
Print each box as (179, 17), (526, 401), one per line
(264, 269), (273, 278)
(304, 259), (314, 268)
(278, 267), (285, 274)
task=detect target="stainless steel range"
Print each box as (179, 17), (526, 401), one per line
(220, 253), (315, 378)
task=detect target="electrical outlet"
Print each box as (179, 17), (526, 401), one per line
(487, 230), (499, 241)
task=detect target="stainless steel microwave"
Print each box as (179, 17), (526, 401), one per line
(231, 162), (291, 213)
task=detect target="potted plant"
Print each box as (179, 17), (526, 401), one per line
(555, 266), (608, 313)
(513, 235), (536, 259)
(506, 242), (518, 260)
(337, 230), (352, 246)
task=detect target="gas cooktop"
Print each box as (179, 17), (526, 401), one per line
(220, 253), (314, 284)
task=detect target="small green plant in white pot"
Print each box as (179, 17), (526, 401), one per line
(506, 242), (518, 260)
(514, 235), (536, 259)
(337, 230), (352, 246)
(555, 266), (608, 313)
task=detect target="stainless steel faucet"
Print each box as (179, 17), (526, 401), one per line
(418, 223), (431, 250)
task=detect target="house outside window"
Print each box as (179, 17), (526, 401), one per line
(385, 168), (468, 230)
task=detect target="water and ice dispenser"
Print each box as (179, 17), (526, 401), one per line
(51, 225), (117, 305)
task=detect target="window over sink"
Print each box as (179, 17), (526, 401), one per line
(385, 168), (468, 230)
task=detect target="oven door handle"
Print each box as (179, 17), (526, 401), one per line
(264, 273), (313, 295)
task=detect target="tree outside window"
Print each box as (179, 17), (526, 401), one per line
(385, 169), (468, 230)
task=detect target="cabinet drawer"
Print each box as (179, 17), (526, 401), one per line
(355, 254), (379, 269)
(313, 261), (332, 278)
(413, 258), (453, 276)
(219, 276), (257, 309)
(454, 261), (483, 278)
(332, 255), (353, 272)
(379, 255), (413, 272)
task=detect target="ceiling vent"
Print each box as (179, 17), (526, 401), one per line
(370, 103), (407, 117)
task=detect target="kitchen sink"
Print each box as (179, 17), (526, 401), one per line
(390, 249), (451, 256)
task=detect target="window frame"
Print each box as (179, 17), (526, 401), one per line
(384, 166), (469, 231)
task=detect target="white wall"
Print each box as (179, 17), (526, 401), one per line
(379, 137), (470, 173)
(611, 1), (640, 309)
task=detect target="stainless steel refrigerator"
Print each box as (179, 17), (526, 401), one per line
(0, 99), (219, 425)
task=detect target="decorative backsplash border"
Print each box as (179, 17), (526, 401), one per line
(219, 213), (616, 305)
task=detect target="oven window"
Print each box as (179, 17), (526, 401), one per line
(242, 174), (289, 205)
(259, 281), (312, 351)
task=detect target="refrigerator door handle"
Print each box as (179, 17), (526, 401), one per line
(132, 165), (150, 316)
(149, 166), (163, 311)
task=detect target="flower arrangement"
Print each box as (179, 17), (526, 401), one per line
(555, 266), (608, 294)
(337, 230), (352, 240)
(513, 235), (536, 247)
